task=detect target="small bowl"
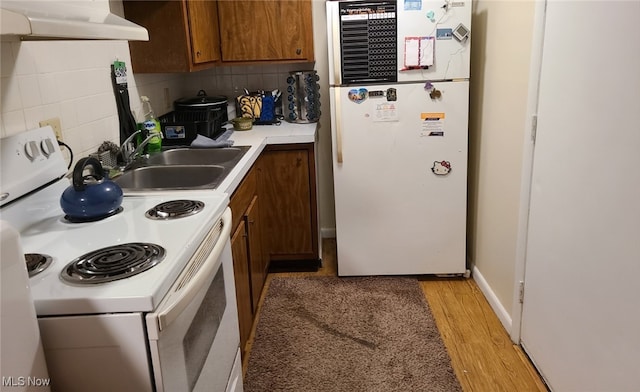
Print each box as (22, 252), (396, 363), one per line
(230, 117), (253, 131)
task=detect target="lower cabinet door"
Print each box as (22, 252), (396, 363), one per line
(258, 145), (318, 261)
(246, 195), (267, 310)
(230, 221), (252, 354)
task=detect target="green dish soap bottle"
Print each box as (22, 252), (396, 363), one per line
(140, 96), (162, 153)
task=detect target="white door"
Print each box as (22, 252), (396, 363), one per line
(330, 81), (468, 276)
(520, 1), (640, 391)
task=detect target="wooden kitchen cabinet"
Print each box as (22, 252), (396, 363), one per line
(124, 0), (221, 73)
(124, 0), (313, 72)
(228, 141), (318, 353)
(217, 0), (314, 62)
(257, 143), (319, 267)
(230, 220), (252, 353)
(245, 196), (267, 308)
(229, 165), (267, 355)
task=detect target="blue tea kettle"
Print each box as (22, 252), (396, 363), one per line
(60, 157), (123, 221)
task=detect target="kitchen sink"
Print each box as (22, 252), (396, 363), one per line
(115, 165), (226, 191)
(146, 146), (250, 166)
(115, 146), (251, 192)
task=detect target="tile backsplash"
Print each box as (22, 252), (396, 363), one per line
(1, 38), (314, 161)
(1, 39), (142, 159)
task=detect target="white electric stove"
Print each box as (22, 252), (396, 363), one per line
(2, 178), (226, 315)
(0, 126), (243, 392)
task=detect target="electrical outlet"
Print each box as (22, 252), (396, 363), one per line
(39, 117), (63, 141)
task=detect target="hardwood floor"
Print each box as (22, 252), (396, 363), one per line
(421, 278), (547, 391)
(244, 238), (547, 391)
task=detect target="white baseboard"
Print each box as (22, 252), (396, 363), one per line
(472, 266), (512, 333)
(321, 227), (336, 238)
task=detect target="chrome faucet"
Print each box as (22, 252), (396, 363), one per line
(119, 130), (160, 168)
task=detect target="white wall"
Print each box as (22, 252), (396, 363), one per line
(468, 0), (536, 328)
(311, 0), (335, 237)
(1, 39), (140, 157)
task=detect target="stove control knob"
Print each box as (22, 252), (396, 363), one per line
(40, 138), (56, 158)
(24, 141), (40, 161)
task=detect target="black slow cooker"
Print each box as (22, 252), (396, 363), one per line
(161, 90), (228, 145)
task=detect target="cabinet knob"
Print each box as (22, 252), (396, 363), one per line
(196, 51), (201, 57)
(296, 48), (302, 55)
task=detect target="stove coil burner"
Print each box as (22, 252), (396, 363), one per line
(64, 207), (124, 223)
(25, 253), (53, 277)
(60, 243), (166, 284)
(146, 200), (205, 220)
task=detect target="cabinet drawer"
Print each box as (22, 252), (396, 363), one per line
(229, 167), (257, 232)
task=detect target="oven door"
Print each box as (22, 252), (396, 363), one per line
(146, 208), (241, 392)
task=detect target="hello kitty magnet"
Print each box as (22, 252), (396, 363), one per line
(432, 160), (451, 175)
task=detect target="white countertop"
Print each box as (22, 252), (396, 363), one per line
(215, 121), (317, 195)
(118, 121), (317, 198)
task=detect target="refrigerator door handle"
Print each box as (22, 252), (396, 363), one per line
(335, 90), (343, 163)
(329, 3), (342, 85)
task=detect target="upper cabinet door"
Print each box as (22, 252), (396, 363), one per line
(124, 0), (220, 73)
(125, 0), (314, 72)
(186, 0), (221, 64)
(218, 0), (314, 62)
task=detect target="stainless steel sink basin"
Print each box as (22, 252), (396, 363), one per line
(115, 145), (251, 192)
(115, 165), (226, 191)
(146, 146), (250, 166)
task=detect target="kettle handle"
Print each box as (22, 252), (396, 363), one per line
(72, 157), (104, 191)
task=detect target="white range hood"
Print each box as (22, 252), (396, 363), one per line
(0, 0), (148, 41)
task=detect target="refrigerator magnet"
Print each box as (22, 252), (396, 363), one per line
(436, 28), (453, 40)
(432, 161), (452, 175)
(424, 82), (442, 99)
(366, 89), (397, 102)
(404, 0), (422, 11)
(386, 88), (397, 101)
(347, 88), (368, 104)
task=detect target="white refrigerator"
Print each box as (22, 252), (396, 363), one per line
(326, 0), (471, 276)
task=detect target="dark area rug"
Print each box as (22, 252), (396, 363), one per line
(244, 276), (461, 392)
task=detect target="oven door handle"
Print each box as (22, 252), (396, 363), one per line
(156, 208), (232, 331)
